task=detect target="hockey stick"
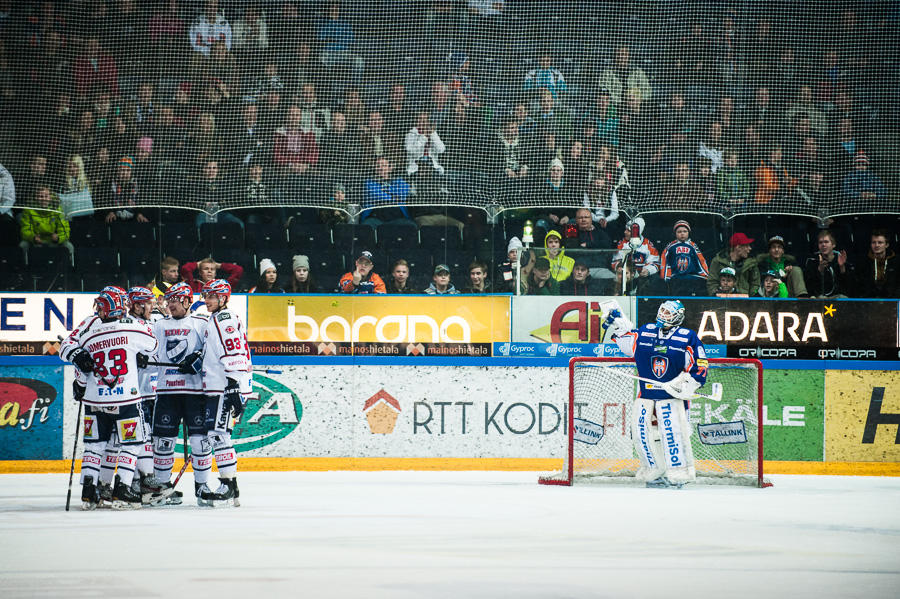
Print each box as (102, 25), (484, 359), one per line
(143, 360), (282, 374)
(604, 367), (724, 401)
(65, 399), (83, 511)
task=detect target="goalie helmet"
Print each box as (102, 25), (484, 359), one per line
(127, 286), (154, 305)
(656, 300), (685, 329)
(201, 279), (231, 304)
(94, 289), (126, 319)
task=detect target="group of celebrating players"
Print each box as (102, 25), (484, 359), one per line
(59, 279), (252, 510)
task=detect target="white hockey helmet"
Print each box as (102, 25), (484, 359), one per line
(656, 300), (685, 329)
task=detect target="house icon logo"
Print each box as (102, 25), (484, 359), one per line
(363, 389), (402, 434)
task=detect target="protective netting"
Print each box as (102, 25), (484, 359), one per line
(539, 358), (765, 487)
(0, 3), (897, 292)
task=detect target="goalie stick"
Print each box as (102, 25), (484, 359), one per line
(603, 367), (724, 402)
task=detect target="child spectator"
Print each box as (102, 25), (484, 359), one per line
(180, 257), (244, 293)
(757, 236), (808, 298)
(250, 258), (285, 293)
(660, 220), (709, 296)
(612, 217), (663, 295)
(290, 255), (322, 293)
(462, 261), (493, 294)
(339, 251), (386, 294)
(150, 256), (183, 298)
(424, 264), (460, 295)
(19, 186), (74, 257)
(712, 267), (744, 296)
(757, 270), (788, 298)
(386, 259), (417, 294)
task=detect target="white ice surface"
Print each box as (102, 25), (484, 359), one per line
(2, 472), (900, 599)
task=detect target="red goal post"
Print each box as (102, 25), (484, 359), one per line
(540, 357), (771, 488)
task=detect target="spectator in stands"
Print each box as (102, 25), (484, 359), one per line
(19, 155), (50, 206)
(711, 267), (742, 297)
(757, 235), (808, 298)
(149, 0), (186, 49)
(425, 264), (460, 295)
(290, 255), (322, 293)
(68, 109), (99, 161)
(784, 112), (819, 161)
(193, 158), (242, 229)
(385, 83), (414, 141)
(317, 2), (364, 77)
(299, 83), (330, 145)
(362, 157), (415, 229)
(19, 186), (73, 257)
(232, 102), (266, 170)
(857, 230), (898, 298)
(405, 112), (446, 177)
(580, 87), (617, 152)
(785, 85), (827, 136)
(566, 140), (590, 196)
(87, 147), (110, 194)
(754, 144), (796, 205)
(675, 20), (712, 95)
(128, 82), (156, 137)
(804, 229), (855, 298)
(526, 256), (560, 295)
(339, 87), (366, 133)
(320, 111), (359, 183)
(560, 260), (607, 296)
(741, 125), (764, 176)
(716, 95), (740, 148)
(101, 157), (148, 224)
(132, 137), (156, 197)
(843, 152), (886, 203)
(429, 81), (452, 131)
(193, 42), (241, 98)
(611, 217), (662, 296)
(583, 173), (620, 229)
(513, 101), (537, 141)
(535, 158), (572, 213)
(498, 237), (532, 294)
(233, 6), (268, 55)
(601, 45), (651, 106)
(662, 161), (704, 211)
(242, 158), (283, 227)
(360, 110), (392, 169)
(386, 259), (417, 294)
(273, 104), (319, 197)
(661, 220), (709, 297)
(340, 250), (386, 294)
(183, 112), (223, 174)
(833, 117), (861, 181)
(747, 86), (779, 141)
(698, 122), (725, 174)
(696, 157), (717, 206)
(573, 207), (613, 277)
(707, 233), (760, 296)
(250, 258), (285, 293)
(150, 256), (183, 298)
(463, 261), (492, 294)
(74, 37), (119, 98)
(319, 182), (349, 227)
(0, 161), (14, 220)
(58, 155), (93, 219)
(524, 51), (567, 101)
(618, 88), (654, 187)
(287, 39), (319, 98)
(443, 96), (481, 172)
(757, 270), (789, 298)
(180, 257), (244, 293)
(495, 118), (530, 199)
(543, 230), (574, 282)
(449, 52), (479, 108)
(534, 88), (571, 143)
(189, 0), (232, 56)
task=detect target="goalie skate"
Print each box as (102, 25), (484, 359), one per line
(645, 476), (685, 489)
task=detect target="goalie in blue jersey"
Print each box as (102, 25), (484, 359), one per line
(605, 300), (708, 488)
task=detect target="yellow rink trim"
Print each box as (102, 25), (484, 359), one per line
(2, 458), (900, 476)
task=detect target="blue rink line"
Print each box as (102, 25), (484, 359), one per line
(2, 355), (898, 370)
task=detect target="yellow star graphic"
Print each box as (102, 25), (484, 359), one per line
(823, 304), (836, 317)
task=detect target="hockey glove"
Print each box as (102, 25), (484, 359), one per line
(70, 348), (95, 374)
(73, 381), (86, 402)
(224, 378), (245, 420)
(136, 353), (149, 369)
(178, 350), (204, 375)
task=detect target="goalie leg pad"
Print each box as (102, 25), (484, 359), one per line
(631, 398), (666, 482)
(655, 399), (696, 484)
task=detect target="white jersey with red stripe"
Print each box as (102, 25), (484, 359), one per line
(69, 316), (159, 407)
(153, 312), (209, 395)
(59, 314), (100, 363)
(132, 316), (158, 398)
(202, 307), (251, 395)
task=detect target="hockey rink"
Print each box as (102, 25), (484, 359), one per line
(2, 471), (899, 599)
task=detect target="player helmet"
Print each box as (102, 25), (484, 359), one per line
(164, 282), (193, 303)
(201, 279), (231, 304)
(94, 290), (126, 319)
(127, 286), (154, 305)
(656, 300), (685, 329)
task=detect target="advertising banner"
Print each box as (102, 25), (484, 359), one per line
(0, 293), (248, 356)
(247, 295), (510, 357)
(637, 298), (900, 360)
(825, 370), (900, 462)
(762, 370), (825, 461)
(0, 366), (65, 459)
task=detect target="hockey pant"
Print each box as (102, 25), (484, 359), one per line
(631, 398), (696, 484)
(80, 403), (147, 487)
(152, 394), (213, 484)
(206, 393), (237, 478)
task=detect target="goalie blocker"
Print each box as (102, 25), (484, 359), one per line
(540, 357), (771, 488)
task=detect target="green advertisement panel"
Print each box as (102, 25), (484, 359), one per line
(762, 370), (825, 461)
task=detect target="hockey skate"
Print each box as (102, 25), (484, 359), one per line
(97, 482), (114, 509)
(147, 480), (184, 506)
(645, 476), (685, 489)
(111, 475), (142, 510)
(81, 476), (101, 511)
(210, 478), (240, 508)
(195, 482), (221, 507)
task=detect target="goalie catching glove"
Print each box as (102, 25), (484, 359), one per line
(178, 350), (204, 375)
(224, 378), (245, 419)
(69, 348), (95, 374)
(662, 371), (702, 400)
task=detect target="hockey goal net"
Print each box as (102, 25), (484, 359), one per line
(540, 357), (771, 488)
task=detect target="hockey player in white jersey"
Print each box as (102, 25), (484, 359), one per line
(200, 279), (251, 507)
(60, 288), (159, 509)
(150, 282), (213, 506)
(605, 300), (708, 489)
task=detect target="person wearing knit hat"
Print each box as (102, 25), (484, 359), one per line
(501, 236), (533, 293)
(844, 149), (888, 203)
(289, 254), (322, 293)
(611, 216), (665, 296)
(707, 232), (760, 296)
(661, 219), (709, 296)
(249, 258), (284, 293)
(118, 156), (134, 170)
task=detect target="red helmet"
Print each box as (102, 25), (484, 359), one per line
(164, 282), (193, 303)
(127, 286), (154, 306)
(94, 289), (126, 319)
(201, 279), (231, 304)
